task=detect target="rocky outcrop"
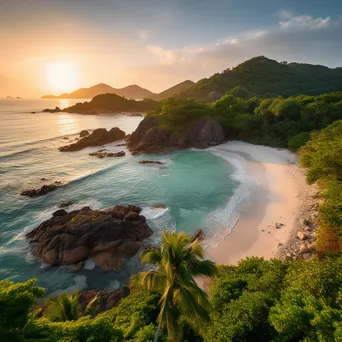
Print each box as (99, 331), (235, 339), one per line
(59, 201), (73, 208)
(21, 184), (58, 197)
(59, 127), (126, 152)
(89, 150), (125, 158)
(42, 107), (61, 113)
(26, 205), (152, 271)
(126, 116), (225, 154)
(35, 286), (130, 317)
(79, 286), (130, 313)
(80, 130), (90, 137)
(139, 160), (163, 165)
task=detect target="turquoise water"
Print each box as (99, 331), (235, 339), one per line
(0, 99), (237, 294)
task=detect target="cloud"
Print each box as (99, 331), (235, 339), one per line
(279, 14), (331, 30)
(136, 13), (342, 89)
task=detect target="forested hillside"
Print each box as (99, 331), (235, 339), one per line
(178, 56), (342, 101)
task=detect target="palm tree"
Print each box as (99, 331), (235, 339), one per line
(131, 231), (216, 342)
(44, 290), (98, 322)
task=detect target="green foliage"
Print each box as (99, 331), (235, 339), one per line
(205, 258), (287, 341)
(131, 232), (216, 342)
(287, 131), (311, 150)
(0, 278), (44, 340)
(111, 289), (162, 341)
(269, 257), (342, 341)
(299, 120), (342, 184)
(226, 85), (250, 99)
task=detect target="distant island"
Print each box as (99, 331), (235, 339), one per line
(43, 93), (158, 114)
(41, 80), (195, 101)
(6, 96), (22, 99)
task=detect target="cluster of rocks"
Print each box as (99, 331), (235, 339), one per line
(21, 181), (62, 197)
(59, 127), (125, 152)
(43, 106), (62, 113)
(280, 203), (319, 261)
(139, 160), (163, 165)
(89, 150), (125, 159)
(126, 116), (225, 154)
(26, 205), (152, 271)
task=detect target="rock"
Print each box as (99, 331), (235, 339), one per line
(26, 205), (152, 271)
(35, 286), (130, 317)
(139, 160), (163, 165)
(187, 118), (225, 148)
(21, 184), (57, 197)
(299, 218), (311, 226)
(126, 116), (225, 154)
(40, 178), (47, 181)
(63, 137), (69, 140)
(54, 181), (62, 185)
(78, 286), (130, 313)
(59, 201), (73, 208)
(275, 222), (285, 229)
(312, 191), (320, 199)
(80, 130), (90, 137)
(278, 243), (283, 246)
(52, 209), (68, 217)
(43, 106), (61, 113)
(59, 127), (126, 152)
(297, 232), (308, 240)
(116, 143), (126, 147)
(93, 252), (123, 271)
(89, 150), (125, 158)
(31, 111), (36, 114)
(71, 261), (85, 272)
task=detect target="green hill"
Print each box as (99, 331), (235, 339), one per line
(153, 80), (195, 100)
(178, 56), (342, 101)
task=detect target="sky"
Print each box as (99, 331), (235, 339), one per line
(1, 0), (342, 97)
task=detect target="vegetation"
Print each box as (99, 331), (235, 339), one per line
(178, 56), (342, 101)
(64, 93), (158, 114)
(299, 121), (342, 254)
(149, 91), (342, 151)
(44, 290), (98, 322)
(2, 256), (342, 341)
(132, 232), (216, 341)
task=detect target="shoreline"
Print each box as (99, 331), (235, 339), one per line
(205, 141), (319, 265)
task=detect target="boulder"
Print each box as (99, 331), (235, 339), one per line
(21, 184), (57, 197)
(297, 232), (308, 240)
(59, 201), (73, 208)
(80, 130), (90, 137)
(26, 205), (152, 271)
(59, 127), (126, 152)
(126, 116), (225, 154)
(187, 118), (225, 148)
(139, 160), (163, 165)
(42, 106), (61, 113)
(89, 150), (125, 158)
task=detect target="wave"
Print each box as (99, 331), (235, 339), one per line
(141, 206), (169, 220)
(200, 148), (259, 248)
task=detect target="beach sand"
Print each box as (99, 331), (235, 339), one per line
(205, 141), (317, 265)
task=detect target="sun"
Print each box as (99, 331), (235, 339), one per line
(46, 62), (77, 93)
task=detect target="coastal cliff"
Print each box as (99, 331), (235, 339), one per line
(126, 116), (225, 154)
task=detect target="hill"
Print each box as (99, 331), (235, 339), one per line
(152, 80), (195, 100)
(62, 93), (157, 114)
(178, 56), (342, 101)
(42, 83), (157, 100)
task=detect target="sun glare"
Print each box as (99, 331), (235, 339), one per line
(46, 62), (77, 93)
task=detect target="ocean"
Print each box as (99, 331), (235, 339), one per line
(0, 99), (248, 295)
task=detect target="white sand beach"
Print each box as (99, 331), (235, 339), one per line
(205, 141), (317, 265)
